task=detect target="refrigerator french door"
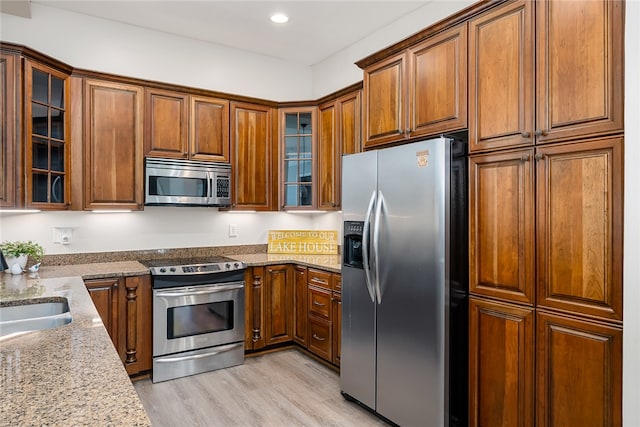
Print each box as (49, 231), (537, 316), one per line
(341, 137), (468, 427)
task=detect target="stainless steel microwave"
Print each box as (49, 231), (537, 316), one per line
(144, 158), (231, 207)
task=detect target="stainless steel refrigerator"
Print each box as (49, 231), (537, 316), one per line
(341, 137), (468, 427)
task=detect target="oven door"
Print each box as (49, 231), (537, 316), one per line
(153, 281), (245, 357)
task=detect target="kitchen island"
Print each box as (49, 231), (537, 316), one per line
(0, 270), (150, 426)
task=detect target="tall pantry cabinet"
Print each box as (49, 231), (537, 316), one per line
(467, 1), (624, 426)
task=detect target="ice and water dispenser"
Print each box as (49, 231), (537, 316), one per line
(343, 221), (364, 269)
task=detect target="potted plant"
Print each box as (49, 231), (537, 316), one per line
(1, 240), (45, 272)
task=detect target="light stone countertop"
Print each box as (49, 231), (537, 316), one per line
(0, 272), (150, 426)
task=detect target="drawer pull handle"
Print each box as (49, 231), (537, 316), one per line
(313, 301), (326, 307)
(313, 334), (326, 341)
(312, 278), (328, 284)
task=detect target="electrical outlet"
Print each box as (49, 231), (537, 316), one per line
(53, 227), (74, 245)
(228, 223), (238, 238)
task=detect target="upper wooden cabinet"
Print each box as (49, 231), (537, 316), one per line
(83, 79), (144, 210)
(318, 101), (340, 210)
(230, 102), (277, 211)
(468, 0), (535, 152)
(144, 90), (229, 163)
(362, 23), (467, 149)
(536, 137), (623, 322)
(0, 53), (20, 208)
(280, 108), (317, 210)
(469, 0), (624, 152)
(337, 90), (361, 156)
(25, 59), (71, 209)
(144, 88), (188, 158)
(536, 0), (624, 144)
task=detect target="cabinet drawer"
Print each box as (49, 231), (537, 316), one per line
(308, 315), (332, 361)
(308, 286), (331, 320)
(308, 268), (332, 290)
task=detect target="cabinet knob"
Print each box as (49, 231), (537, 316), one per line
(535, 129), (546, 137)
(521, 131), (531, 138)
(535, 153), (543, 161)
(520, 154), (530, 162)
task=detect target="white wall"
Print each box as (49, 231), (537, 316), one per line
(311, 0), (475, 98)
(0, 3), (312, 101)
(0, 209), (342, 254)
(623, 1), (639, 424)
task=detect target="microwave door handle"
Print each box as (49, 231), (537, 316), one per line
(207, 172), (213, 202)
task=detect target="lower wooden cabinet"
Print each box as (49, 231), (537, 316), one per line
(468, 297), (534, 427)
(245, 264), (341, 366)
(264, 264), (294, 346)
(536, 311), (622, 427)
(84, 274), (152, 376)
(293, 266), (308, 346)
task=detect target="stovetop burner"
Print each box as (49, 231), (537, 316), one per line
(141, 256), (245, 276)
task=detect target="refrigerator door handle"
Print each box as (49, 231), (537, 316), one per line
(362, 190), (377, 303)
(373, 190), (384, 304)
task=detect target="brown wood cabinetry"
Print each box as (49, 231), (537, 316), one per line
(144, 88), (188, 158)
(362, 23), (467, 149)
(245, 264), (340, 366)
(469, 149), (535, 305)
(469, 0), (623, 152)
(293, 265), (308, 346)
(469, 297), (534, 427)
(144, 91), (229, 162)
(468, 0), (534, 152)
(85, 277), (121, 348)
(263, 264), (294, 346)
(231, 102), (277, 210)
(317, 87), (362, 210)
(0, 53), (19, 208)
(536, 137), (623, 322)
(83, 79), (144, 210)
(536, 310), (622, 427)
(317, 101), (339, 210)
(25, 59), (71, 209)
(85, 275), (152, 376)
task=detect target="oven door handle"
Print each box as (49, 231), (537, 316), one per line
(155, 282), (244, 297)
(155, 342), (243, 363)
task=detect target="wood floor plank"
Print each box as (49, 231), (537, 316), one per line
(134, 349), (388, 426)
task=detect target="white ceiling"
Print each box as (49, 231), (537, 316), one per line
(24, 1), (432, 66)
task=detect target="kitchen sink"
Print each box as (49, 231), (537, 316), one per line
(0, 298), (72, 337)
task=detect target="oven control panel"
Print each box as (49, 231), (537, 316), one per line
(148, 261), (245, 276)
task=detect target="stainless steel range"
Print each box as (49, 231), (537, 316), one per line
(144, 256), (246, 383)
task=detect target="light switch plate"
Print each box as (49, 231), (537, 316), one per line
(228, 223), (238, 237)
(53, 227), (74, 245)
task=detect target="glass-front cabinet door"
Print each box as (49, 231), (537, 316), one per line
(25, 59), (70, 208)
(281, 108), (316, 209)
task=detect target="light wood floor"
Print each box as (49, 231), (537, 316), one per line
(134, 348), (388, 426)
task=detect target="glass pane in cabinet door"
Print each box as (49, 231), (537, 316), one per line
(301, 136), (312, 158)
(51, 174), (64, 203)
(51, 109), (64, 140)
(300, 185), (312, 206)
(285, 114), (298, 135)
(32, 69), (48, 104)
(285, 160), (298, 183)
(32, 138), (49, 170)
(51, 141), (64, 172)
(286, 184), (298, 206)
(51, 76), (64, 108)
(32, 103), (48, 136)
(32, 173), (49, 203)
(299, 113), (312, 133)
(300, 160), (312, 182)
(285, 136), (298, 158)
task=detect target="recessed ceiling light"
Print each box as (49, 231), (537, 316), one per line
(270, 13), (289, 24)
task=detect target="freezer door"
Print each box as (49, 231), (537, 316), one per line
(375, 138), (450, 426)
(340, 151), (377, 410)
